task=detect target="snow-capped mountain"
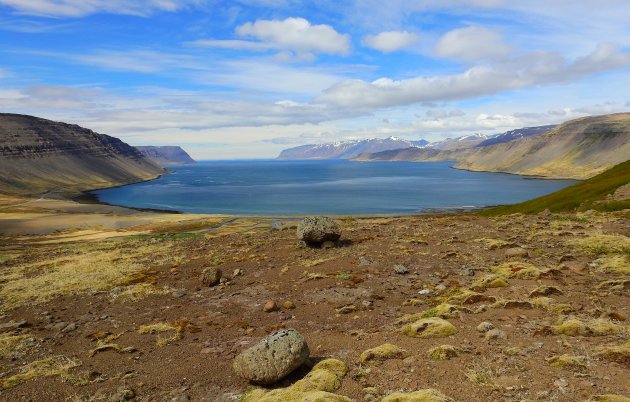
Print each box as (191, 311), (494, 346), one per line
(277, 136), (429, 159)
(475, 125), (556, 147)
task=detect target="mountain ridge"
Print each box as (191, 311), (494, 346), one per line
(136, 146), (196, 166)
(277, 136), (429, 159)
(0, 113), (167, 195)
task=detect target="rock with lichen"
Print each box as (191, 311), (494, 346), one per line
(297, 217), (341, 245)
(233, 329), (310, 384)
(359, 343), (408, 363)
(399, 317), (457, 338)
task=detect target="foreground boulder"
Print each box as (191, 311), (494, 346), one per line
(233, 329), (310, 384)
(297, 217), (341, 245)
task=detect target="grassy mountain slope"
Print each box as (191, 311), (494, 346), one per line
(479, 159), (630, 216)
(0, 113), (166, 195)
(359, 113), (630, 179)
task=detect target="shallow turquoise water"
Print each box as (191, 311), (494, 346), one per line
(92, 160), (576, 215)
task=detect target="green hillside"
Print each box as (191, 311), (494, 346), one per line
(479, 159), (630, 216)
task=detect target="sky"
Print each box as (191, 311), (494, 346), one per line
(1, 0), (630, 159)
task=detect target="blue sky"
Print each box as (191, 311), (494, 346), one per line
(1, 0), (630, 159)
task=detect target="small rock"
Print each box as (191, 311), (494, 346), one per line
(417, 289), (433, 296)
(336, 305), (357, 314)
(281, 301), (296, 310)
(232, 268), (242, 277)
(232, 329), (310, 384)
(0, 320), (28, 332)
(460, 268), (475, 276)
(485, 329), (507, 340)
(477, 321), (495, 333)
(263, 301), (278, 313)
(201, 267), (222, 287)
(393, 265), (409, 275)
(296, 217), (341, 245)
(62, 323), (78, 333)
(505, 247), (529, 258)
(172, 290), (187, 298)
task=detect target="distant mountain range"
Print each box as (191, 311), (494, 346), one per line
(136, 146), (195, 166)
(357, 114), (630, 179)
(277, 136), (429, 159)
(0, 113), (166, 195)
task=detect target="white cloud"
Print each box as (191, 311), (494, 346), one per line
(317, 43), (630, 109)
(0, 0), (201, 18)
(193, 17), (351, 59)
(362, 31), (418, 53)
(435, 26), (512, 61)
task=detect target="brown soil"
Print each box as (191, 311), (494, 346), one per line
(0, 204), (629, 401)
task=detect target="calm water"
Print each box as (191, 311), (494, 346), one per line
(92, 160), (576, 215)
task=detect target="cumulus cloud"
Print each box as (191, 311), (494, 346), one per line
(0, 0), (201, 17)
(193, 17), (351, 59)
(317, 43), (630, 109)
(435, 26), (512, 61)
(362, 31), (418, 53)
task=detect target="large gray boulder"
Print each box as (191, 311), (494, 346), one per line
(297, 217), (341, 245)
(232, 329), (310, 384)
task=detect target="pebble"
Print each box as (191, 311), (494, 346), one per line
(393, 265), (409, 275)
(263, 300), (278, 313)
(485, 329), (507, 340)
(477, 322), (495, 333)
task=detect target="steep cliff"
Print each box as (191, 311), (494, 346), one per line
(0, 113), (166, 195)
(136, 146), (196, 166)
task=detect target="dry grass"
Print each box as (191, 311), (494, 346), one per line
(492, 262), (542, 279)
(111, 283), (172, 301)
(0, 332), (34, 359)
(0, 241), (171, 312)
(0, 355), (80, 389)
(569, 232), (630, 256)
(591, 255), (630, 275)
(138, 321), (198, 346)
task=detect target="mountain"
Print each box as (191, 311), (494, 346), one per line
(277, 136), (429, 159)
(428, 133), (490, 151)
(475, 125), (556, 147)
(0, 113), (166, 195)
(357, 114), (630, 179)
(136, 146), (195, 166)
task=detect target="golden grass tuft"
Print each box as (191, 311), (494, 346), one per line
(592, 255), (630, 275)
(594, 340), (630, 364)
(241, 358), (351, 402)
(472, 274), (509, 289)
(0, 332), (34, 359)
(546, 354), (587, 369)
(399, 317), (457, 338)
(552, 317), (624, 337)
(491, 262), (542, 279)
(569, 232), (630, 256)
(359, 343), (408, 363)
(111, 283), (172, 301)
(475, 238), (512, 250)
(427, 345), (462, 360)
(138, 321), (198, 346)
(381, 388), (455, 402)
(0, 355), (80, 389)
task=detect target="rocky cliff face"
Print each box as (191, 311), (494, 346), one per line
(357, 114), (630, 179)
(0, 113), (166, 195)
(136, 146), (196, 166)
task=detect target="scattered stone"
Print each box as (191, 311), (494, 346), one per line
(336, 305), (357, 315)
(485, 329), (507, 340)
(281, 301), (296, 310)
(232, 268), (242, 277)
(232, 329), (310, 385)
(61, 322), (78, 333)
(460, 267), (475, 276)
(393, 264), (409, 275)
(477, 321), (495, 333)
(0, 320), (28, 332)
(359, 343), (408, 363)
(399, 317), (457, 338)
(201, 267), (222, 287)
(263, 301), (278, 313)
(171, 290), (186, 298)
(297, 217), (341, 245)
(529, 286), (563, 298)
(505, 247), (529, 258)
(417, 289), (433, 296)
